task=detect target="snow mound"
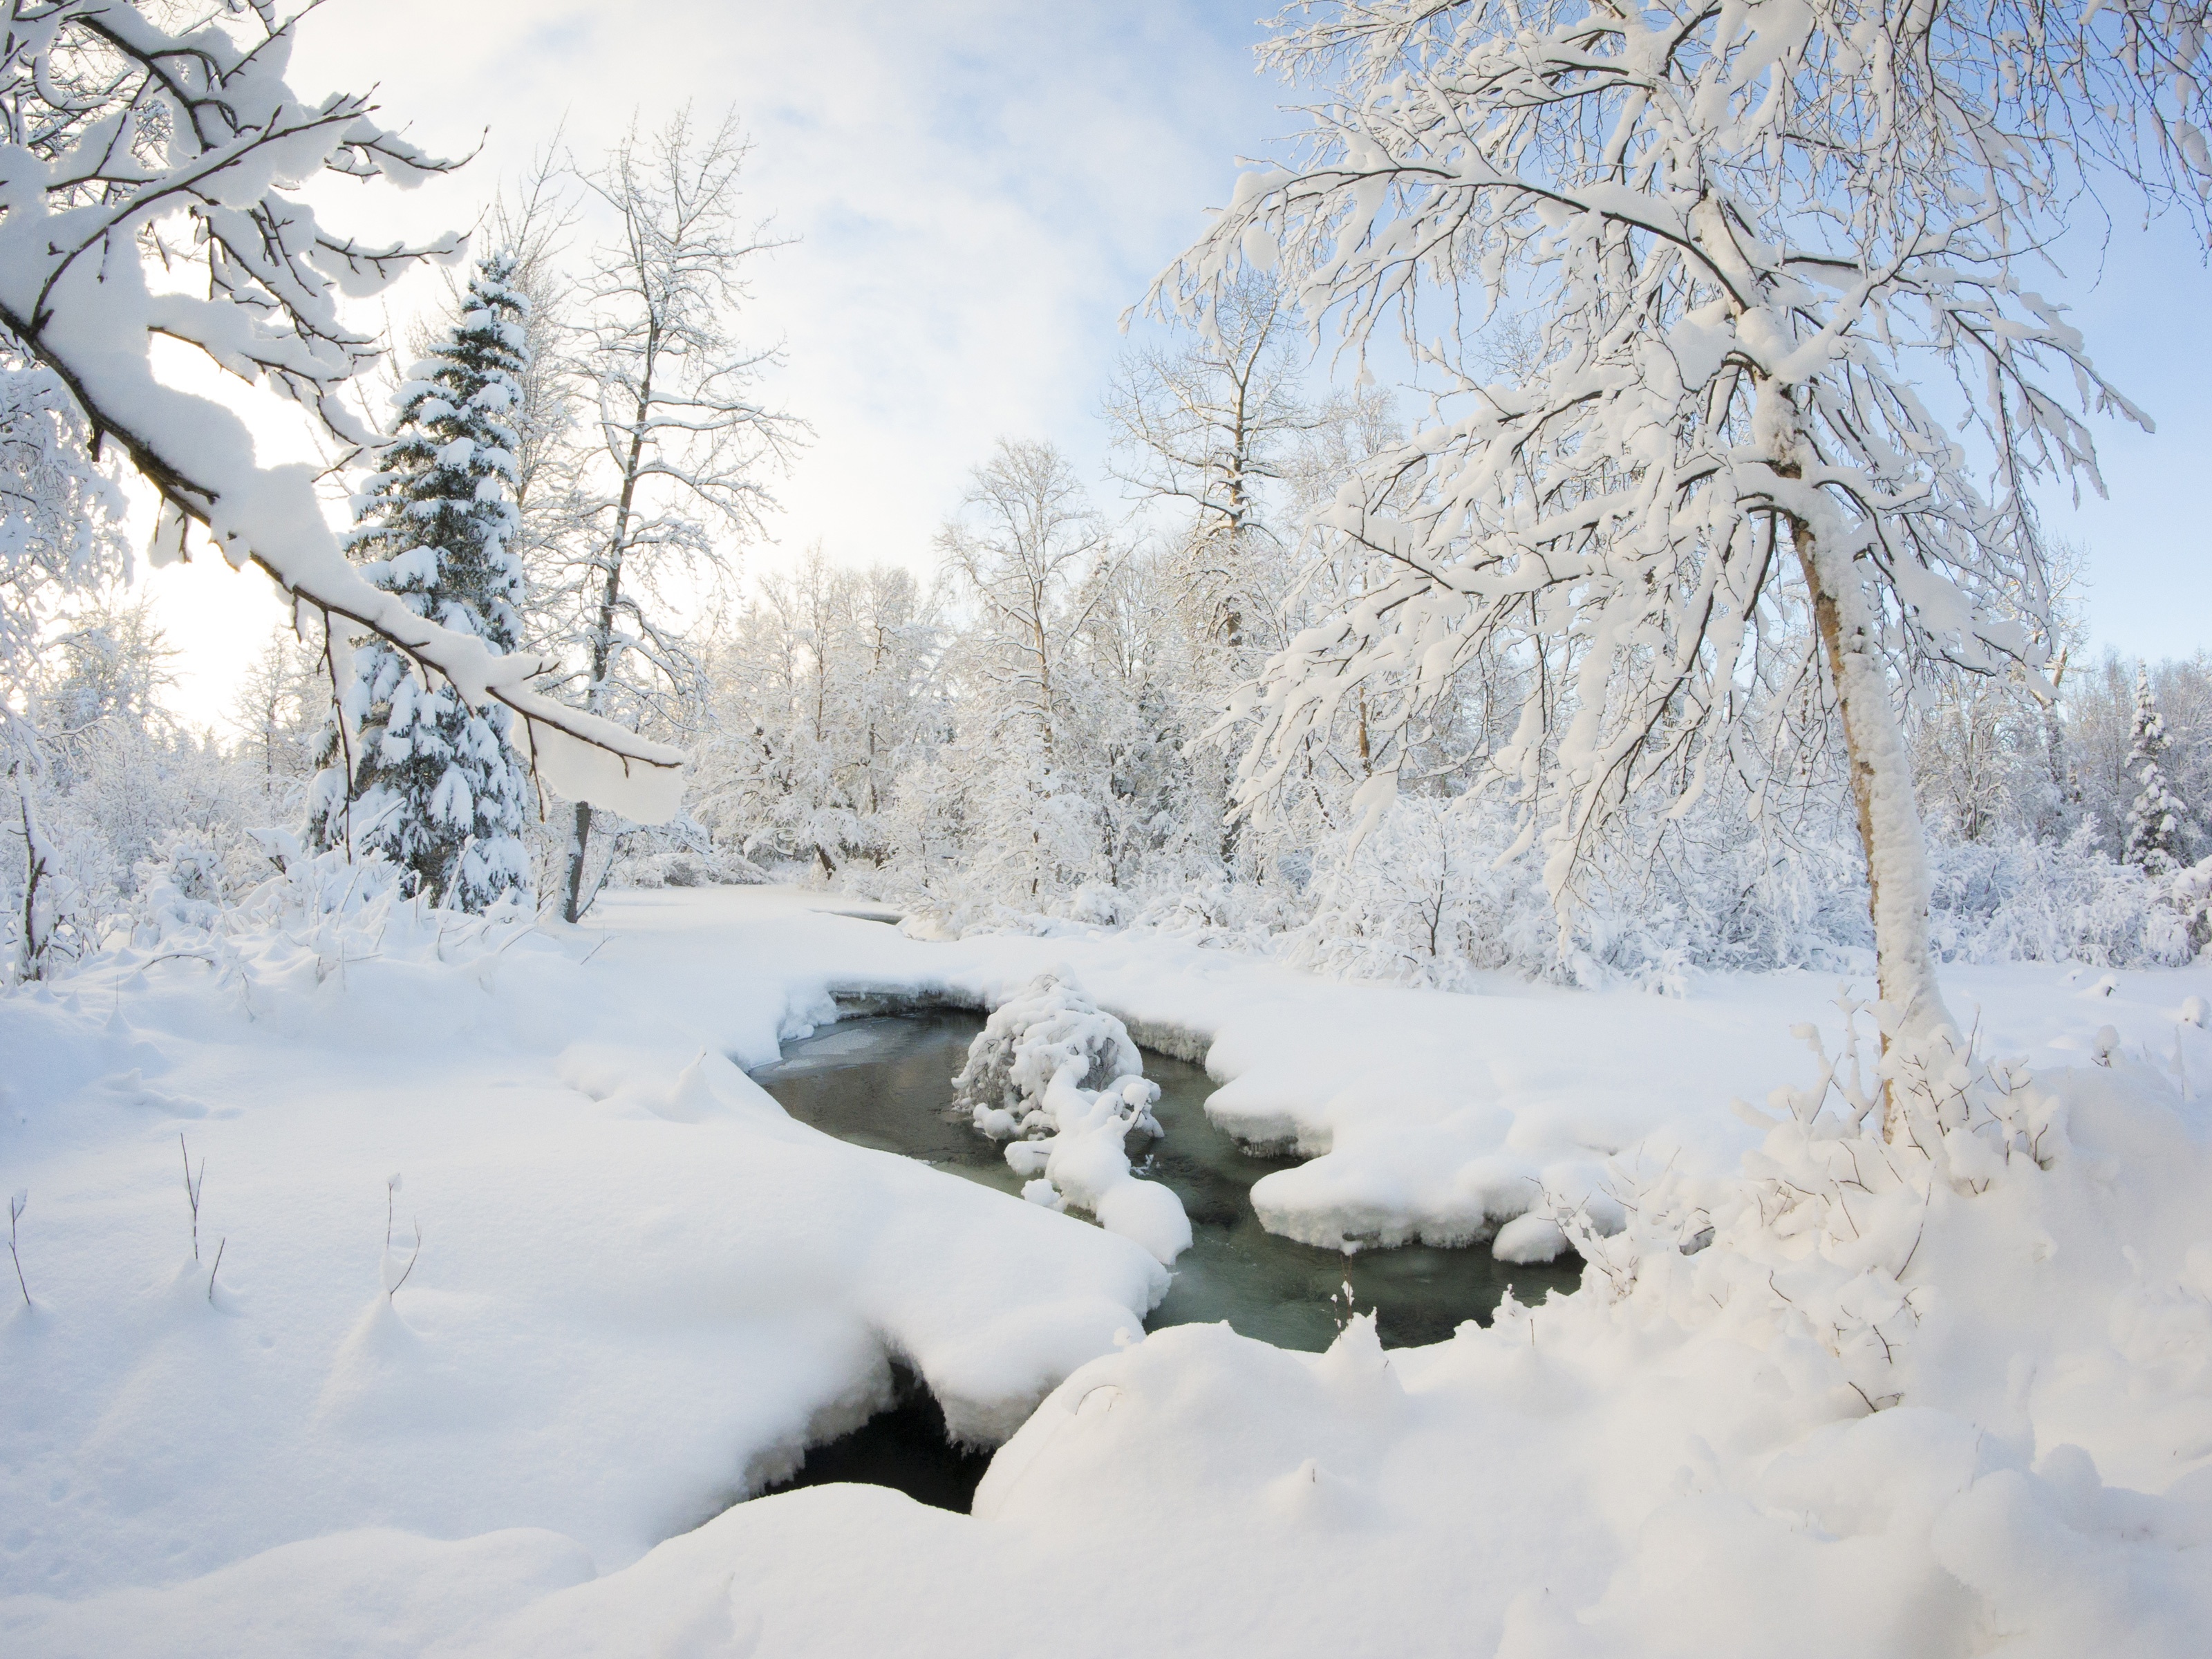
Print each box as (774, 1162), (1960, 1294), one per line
(954, 971), (1190, 1264)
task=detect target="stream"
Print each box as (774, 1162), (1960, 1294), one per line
(747, 1009), (1578, 1510)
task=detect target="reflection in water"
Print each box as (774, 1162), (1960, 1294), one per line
(752, 1011), (1580, 1352)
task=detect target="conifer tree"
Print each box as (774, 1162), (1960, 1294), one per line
(2124, 665), (2191, 874)
(308, 255), (536, 911)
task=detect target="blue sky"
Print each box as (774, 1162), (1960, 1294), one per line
(144, 0), (2211, 725)
(2026, 203), (2212, 661)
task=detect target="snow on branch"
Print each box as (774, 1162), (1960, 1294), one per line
(1151, 0), (2157, 931)
(0, 2), (684, 821)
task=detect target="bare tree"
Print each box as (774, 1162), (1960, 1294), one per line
(936, 440), (1116, 899)
(937, 441), (1108, 760)
(545, 110), (804, 922)
(1104, 273), (1324, 660)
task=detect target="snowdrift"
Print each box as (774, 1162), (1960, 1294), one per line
(2, 888), (2208, 1656)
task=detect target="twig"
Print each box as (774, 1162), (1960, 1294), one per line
(206, 1236), (226, 1304)
(8, 1192), (28, 1309)
(388, 1219), (422, 1300)
(142, 951), (219, 970)
(180, 1132), (203, 1262)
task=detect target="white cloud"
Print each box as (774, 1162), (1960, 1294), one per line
(147, 1), (1282, 727)
(133, 0), (2211, 727)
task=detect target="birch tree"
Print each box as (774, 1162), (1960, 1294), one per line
(1155, 0), (2193, 1111)
(546, 111), (801, 922)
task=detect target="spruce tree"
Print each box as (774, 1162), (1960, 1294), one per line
(307, 254), (536, 910)
(2124, 664), (2192, 874)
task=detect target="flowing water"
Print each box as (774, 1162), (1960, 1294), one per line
(746, 1009), (1580, 1510)
(751, 1010), (1579, 1349)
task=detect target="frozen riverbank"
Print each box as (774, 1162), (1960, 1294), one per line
(4, 885), (2211, 1656)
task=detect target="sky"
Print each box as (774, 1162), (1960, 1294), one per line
(138, 0), (2212, 729)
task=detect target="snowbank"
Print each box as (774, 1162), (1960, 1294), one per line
(4, 887), (2209, 1656)
(0, 889), (1164, 1612)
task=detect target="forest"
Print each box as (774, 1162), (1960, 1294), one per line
(15, 233), (2212, 988)
(6, 3), (2212, 1656)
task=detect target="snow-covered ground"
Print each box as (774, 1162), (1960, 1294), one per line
(4, 887), (2210, 1656)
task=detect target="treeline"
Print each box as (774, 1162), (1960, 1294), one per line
(6, 134), (2210, 986)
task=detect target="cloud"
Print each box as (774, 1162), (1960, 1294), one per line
(153, 0), (1282, 725)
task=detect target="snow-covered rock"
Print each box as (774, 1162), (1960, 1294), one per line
(953, 970), (1191, 1264)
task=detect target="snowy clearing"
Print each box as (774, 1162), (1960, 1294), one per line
(3, 887), (2209, 1656)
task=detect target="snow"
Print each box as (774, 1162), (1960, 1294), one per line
(0, 8), (685, 825)
(953, 969), (1190, 1264)
(4, 885), (2211, 1654)
(0, 891), (1164, 1606)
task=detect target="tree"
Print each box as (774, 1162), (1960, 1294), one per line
(1, 351), (124, 980)
(306, 256), (537, 912)
(545, 111), (802, 922)
(2124, 665), (2192, 874)
(228, 627), (326, 814)
(936, 441), (1115, 901)
(694, 551), (943, 879)
(1104, 272), (1323, 665)
(1154, 0), (2176, 1118)
(0, 2), (683, 817)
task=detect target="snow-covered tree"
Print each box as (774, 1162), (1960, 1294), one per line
(0, 1), (683, 818)
(307, 256), (537, 912)
(695, 551), (942, 879)
(1104, 274), (1324, 668)
(228, 626), (326, 816)
(11, 593), (256, 979)
(2124, 664), (2192, 874)
(936, 440), (1118, 903)
(1911, 671), (2059, 846)
(542, 111), (802, 921)
(1153, 0), (2181, 1114)
(1, 352), (124, 980)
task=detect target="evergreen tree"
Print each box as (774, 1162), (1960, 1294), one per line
(308, 255), (536, 911)
(2124, 664), (2192, 874)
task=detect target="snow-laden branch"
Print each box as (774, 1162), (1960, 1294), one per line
(0, 2), (684, 821)
(1152, 0), (2182, 1075)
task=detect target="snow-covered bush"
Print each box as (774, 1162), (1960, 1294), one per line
(1126, 879), (1300, 953)
(1284, 797), (1553, 991)
(131, 831), (236, 939)
(1559, 996), (2070, 1413)
(952, 971), (1188, 1264)
(1928, 831), (2196, 968)
(1277, 805), (2206, 993)
(955, 971), (1150, 1136)
(2168, 858), (2212, 955)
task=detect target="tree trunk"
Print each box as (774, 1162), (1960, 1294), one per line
(558, 339), (656, 924)
(2044, 647), (2074, 816)
(561, 799), (593, 925)
(1792, 516), (1956, 1127)
(17, 778), (53, 982)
